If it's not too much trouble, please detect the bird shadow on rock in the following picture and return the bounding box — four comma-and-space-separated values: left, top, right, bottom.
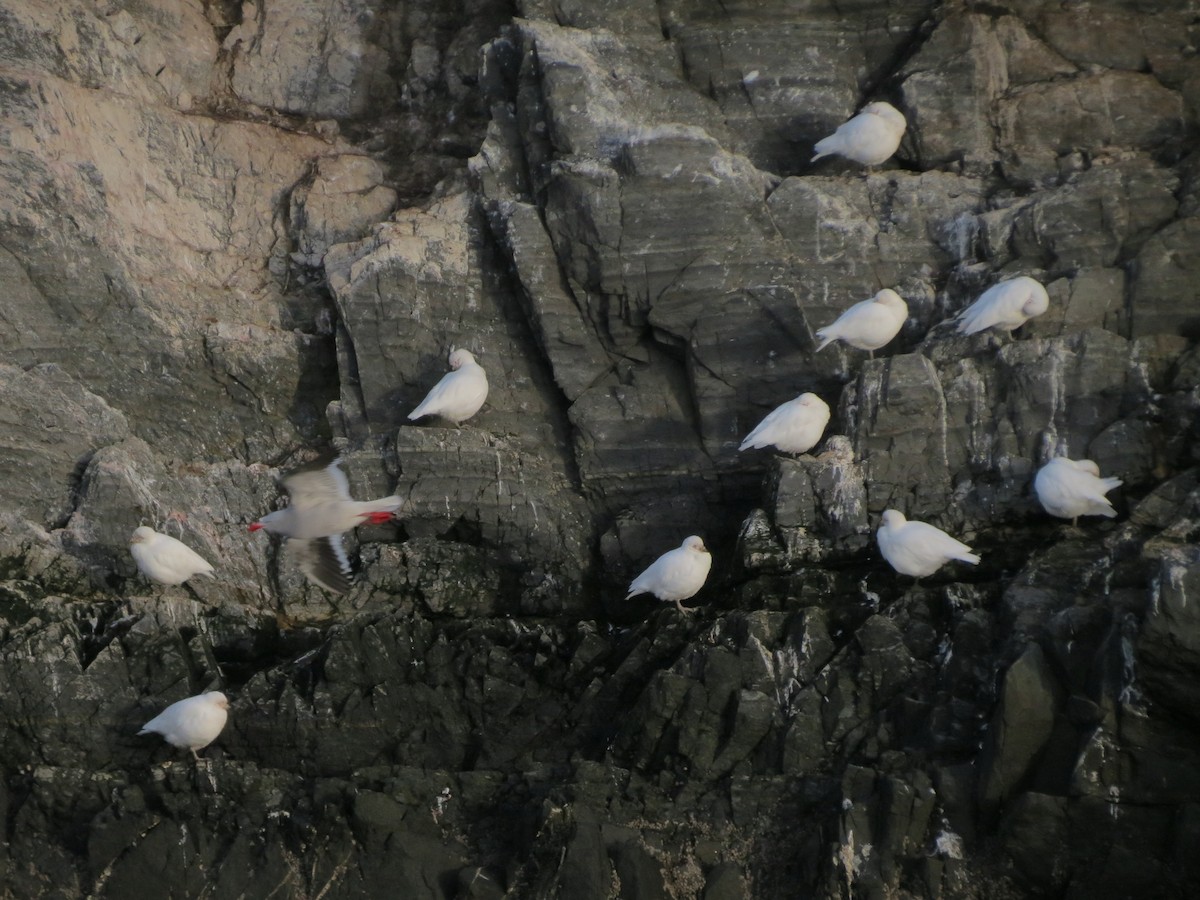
284, 297, 343, 446
363, 384, 420, 433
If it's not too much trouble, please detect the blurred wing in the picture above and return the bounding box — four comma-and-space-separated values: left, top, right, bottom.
283, 451, 351, 508
291, 536, 352, 594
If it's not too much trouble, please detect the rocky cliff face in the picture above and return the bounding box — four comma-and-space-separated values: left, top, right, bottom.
2, 0, 1199, 897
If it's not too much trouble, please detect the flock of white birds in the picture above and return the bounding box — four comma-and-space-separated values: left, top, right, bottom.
129, 349, 486, 758
128, 103, 1121, 760
617, 105, 1117, 610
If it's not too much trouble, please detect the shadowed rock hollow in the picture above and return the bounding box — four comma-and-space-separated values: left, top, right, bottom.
2, 0, 1200, 897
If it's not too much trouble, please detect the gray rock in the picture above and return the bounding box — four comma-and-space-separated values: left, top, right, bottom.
844, 353, 954, 518
395, 426, 590, 586
3, 0, 1200, 897
479, 199, 612, 401
1000, 792, 1069, 892
901, 12, 1076, 174
1138, 549, 1200, 716
1008, 158, 1178, 275
979, 643, 1060, 808
762, 436, 871, 563
998, 71, 1186, 187
0, 363, 129, 528
659, 0, 933, 174
0, 64, 346, 460
0, 0, 216, 109
224, 0, 397, 118
1130, 217, 1200, 338
326, 192, 592, 589
611, 839, 668, 900
703, 861, 747, 900
289, 155, 397, 267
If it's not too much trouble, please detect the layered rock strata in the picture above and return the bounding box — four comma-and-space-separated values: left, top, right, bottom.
2, 1, 1200, 897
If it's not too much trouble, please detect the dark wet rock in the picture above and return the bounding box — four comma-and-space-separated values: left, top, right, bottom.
611, 838, 668, 899
1131, 217, 1200, 339
1000, 791, 1069, 891
1138, 549, 1200, 717
979, 642, 1059, 809
703, 862, 747, 900
755, 437, 871, 565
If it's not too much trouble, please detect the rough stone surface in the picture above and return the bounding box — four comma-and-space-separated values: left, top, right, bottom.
3, 1, 1200, 898
979, 642, 1059, 808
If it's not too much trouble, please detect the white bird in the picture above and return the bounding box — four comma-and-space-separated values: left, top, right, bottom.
815, 289, 908, 358
138, 691, 229, 760
407, 348, 489, 425
811, 102, 907, 166
739, 392, 831, 455
249, 451, 402, 594
876, 509, 980, 579
956, 276, 1049, 335
129, 525, 215, 586
626, 535, 712, 614
1034, 457, 1122, 525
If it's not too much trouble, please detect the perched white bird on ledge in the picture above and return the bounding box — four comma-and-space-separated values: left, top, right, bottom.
876, 509, 980, 579
626, 535, 712, 614
129, 526, 215, 586
811, 102, 907, 167
1034, 457, 1122, 525
956, 276, 1049, 335
138, 691, 229, 761
739, 392, 831, 455
408, 348, 489, 425
249, 451, 402, 594
815, 289, 908, 358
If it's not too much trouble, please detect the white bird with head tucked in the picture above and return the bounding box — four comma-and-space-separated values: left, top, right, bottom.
249, 450, 402, 594
407, 348, 489, 425
129, 526, 215, 586
956, 276, 1049, 335
815, 289, 908, 358
626, 536, 711, 614
138, 691, 229, 761
739, 392, 831, 455
1034, 457, 1122, 526
811, 102, 907, 167
876, 510, 980, 580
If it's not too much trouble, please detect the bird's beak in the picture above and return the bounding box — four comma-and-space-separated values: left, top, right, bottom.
248, 522, 263, 532
362, 511, 394, 524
